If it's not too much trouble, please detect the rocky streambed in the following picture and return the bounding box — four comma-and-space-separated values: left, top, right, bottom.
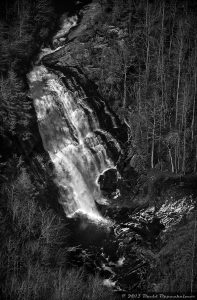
65, 181, 196, 297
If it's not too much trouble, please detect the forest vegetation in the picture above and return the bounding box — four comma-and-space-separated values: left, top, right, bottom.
0, 1, 114, 299
0, 0, 197, 298
73, 0, 197, 175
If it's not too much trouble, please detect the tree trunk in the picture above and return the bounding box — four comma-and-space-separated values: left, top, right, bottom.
190, 211, 197, 294
175, 41, 182, 127
191, 71, 196, 142
168, 146, 174, 173
168, 3, 176, 59
145, 0, 150, 80
151, 95, 156, 168
123, 64, 127, 109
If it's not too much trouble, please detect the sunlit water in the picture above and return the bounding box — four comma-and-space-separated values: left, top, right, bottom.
28, 65, 118, 223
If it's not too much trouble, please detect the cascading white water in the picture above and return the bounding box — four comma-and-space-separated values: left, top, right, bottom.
27, 14, 122, 222
28, 65, 117, 222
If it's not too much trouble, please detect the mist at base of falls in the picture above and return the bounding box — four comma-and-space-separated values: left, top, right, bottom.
28, 65, 120, 222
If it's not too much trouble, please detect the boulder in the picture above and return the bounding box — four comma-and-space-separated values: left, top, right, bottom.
98, 168, 118, 195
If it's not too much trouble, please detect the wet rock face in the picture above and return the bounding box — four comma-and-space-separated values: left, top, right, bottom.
98, 168, 118, 196
42, 3, 103, 67
29, 2, 130, 222
55, 65, 128, 147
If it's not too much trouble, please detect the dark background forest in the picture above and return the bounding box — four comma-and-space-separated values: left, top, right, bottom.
0, 0, 197, 299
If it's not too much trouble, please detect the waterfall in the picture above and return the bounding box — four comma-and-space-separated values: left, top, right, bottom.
28, 65, 121, 222
27, 14, 123, 222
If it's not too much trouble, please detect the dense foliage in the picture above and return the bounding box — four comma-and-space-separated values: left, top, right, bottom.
74, 0, 197, 175
0, 1, 115, 299
150, 214, 197, 293
0, 0, 56, 167
0, 159, 114, 300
